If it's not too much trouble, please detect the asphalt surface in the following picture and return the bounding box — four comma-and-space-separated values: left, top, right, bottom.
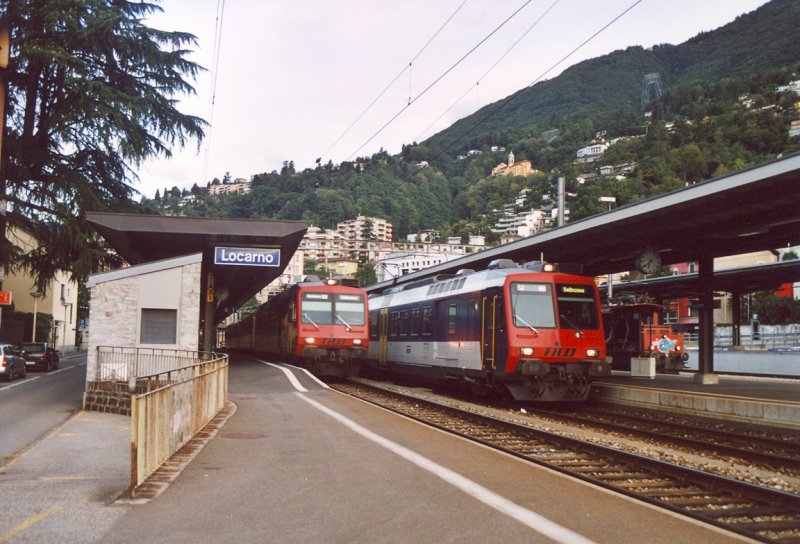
1, 355, 756, 544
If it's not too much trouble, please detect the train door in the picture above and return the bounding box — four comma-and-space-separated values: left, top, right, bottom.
378, 308, 389, 367
481, 289, 507, 371
284, 302, 297, 356
481, 291, 498, 370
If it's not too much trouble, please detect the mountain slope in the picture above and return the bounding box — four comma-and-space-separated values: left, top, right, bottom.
427, 0, 799, 152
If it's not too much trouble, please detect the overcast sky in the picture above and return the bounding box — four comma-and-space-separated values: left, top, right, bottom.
135, 0, 769, 199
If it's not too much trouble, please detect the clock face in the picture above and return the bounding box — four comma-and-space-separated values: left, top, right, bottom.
635, 248, 661, 274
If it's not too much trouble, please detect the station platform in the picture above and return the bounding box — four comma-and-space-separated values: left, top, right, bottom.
590, 371, 800, 431
2, 356, 751, 543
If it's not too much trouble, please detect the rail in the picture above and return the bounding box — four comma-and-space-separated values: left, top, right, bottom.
94, 346, 219, 387
129, 352, 228, 490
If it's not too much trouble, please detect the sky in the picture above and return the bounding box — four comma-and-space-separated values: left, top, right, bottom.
135, 0, 770, 200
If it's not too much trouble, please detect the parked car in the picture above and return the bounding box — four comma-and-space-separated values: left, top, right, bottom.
18, 342, 60, 371
1, 343, 27, 381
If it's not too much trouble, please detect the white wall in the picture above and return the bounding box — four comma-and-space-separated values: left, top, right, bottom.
85, 255, 202, 382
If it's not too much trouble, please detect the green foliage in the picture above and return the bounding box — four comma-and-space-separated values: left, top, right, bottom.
355, 262, 377, 287
1, 0, 205, 290
750, 292, 800, 325
145, 0, 800, 243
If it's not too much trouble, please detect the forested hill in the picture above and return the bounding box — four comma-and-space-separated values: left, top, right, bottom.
428, 0, 800, 150
147, 0, 800, 243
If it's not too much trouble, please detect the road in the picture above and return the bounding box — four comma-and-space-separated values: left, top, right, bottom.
0, 352, 87, 466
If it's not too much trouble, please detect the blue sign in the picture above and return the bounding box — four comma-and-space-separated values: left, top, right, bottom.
214, 246, 281, 267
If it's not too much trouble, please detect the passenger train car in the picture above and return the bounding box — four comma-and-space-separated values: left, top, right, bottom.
225, 278, 369, 377
365, 259, 611, 402
602, 301, 689, 373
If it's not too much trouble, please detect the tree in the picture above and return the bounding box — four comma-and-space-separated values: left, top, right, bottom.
0, 0, 206, 291
355, 262, 376, 287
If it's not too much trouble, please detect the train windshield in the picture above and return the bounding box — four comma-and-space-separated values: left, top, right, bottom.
510, 283, 556, 328
301, 292, 366, 326
555, 283, 600, 330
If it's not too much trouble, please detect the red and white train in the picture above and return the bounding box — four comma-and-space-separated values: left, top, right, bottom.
365, 259, 611, 402
225, 278, 369, 378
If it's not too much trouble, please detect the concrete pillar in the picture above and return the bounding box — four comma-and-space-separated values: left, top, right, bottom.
731, 291, 742, 350
695, 254, 718, 384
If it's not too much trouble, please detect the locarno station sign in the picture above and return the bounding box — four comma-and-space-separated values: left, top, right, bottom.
214, 246, 281, 267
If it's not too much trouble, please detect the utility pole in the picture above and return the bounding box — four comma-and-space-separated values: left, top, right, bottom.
0, 14, 9, 238
0, 15, 9, 318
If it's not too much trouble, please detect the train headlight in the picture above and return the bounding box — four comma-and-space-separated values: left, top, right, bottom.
586, 349, 599, 357
519, 347, 534, 356
305, 337, 316, 345
353, 339, 362, 345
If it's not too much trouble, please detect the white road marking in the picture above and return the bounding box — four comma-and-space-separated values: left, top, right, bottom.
262, 361, 308, 392
298, 392, 597, 544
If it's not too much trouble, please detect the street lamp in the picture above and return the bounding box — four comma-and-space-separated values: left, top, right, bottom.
598, 197, 617, 299
30, 291, 43, 342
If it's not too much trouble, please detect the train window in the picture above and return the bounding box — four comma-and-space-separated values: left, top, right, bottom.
334, 294, 366, 326
510, 282, 556, 328
556, 283, 600, 330
422, 307, 433, 335
410, 308, 420, 335
448, 304, 457, 334
301, 292, 334, 325
399, 310, 409, 336
390, 311, 399, 336
369, 312, 378, 339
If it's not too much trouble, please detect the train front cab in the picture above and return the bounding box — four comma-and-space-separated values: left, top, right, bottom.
292, 281, 369, 378
492, 276, 611, 402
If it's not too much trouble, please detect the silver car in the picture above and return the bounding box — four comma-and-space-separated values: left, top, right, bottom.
1, 343, 27, 382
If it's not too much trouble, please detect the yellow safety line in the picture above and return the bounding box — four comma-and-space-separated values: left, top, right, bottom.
0, 506, 60, 544
0, 411, 85, 474
40, 476, 99, 481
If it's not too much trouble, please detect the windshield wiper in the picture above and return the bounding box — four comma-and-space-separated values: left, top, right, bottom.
560, 314, 583, 336
303, 313, 320, 330
336, 314, 352, 331
514, 314, 539, 334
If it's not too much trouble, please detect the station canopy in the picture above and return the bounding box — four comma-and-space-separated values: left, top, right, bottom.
87, 212, 307, 322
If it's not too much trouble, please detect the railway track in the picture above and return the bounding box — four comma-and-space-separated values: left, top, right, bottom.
331, 381, 800, 544
525, 404, 800, 472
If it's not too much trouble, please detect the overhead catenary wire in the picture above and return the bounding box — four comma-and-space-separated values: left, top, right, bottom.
437, 0, 644, 158
318, 0, 469, 164
201, 0, 226, 183
347, 0, 535, 162
415, 0, 560, 143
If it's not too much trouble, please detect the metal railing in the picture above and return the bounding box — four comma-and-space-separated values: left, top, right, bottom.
129, 351, 229, 490
92, 346, 229, 492
95, 346, 219, 387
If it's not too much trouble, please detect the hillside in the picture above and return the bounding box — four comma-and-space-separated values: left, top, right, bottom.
427, 0, 800, 152
146, 0, 800, 243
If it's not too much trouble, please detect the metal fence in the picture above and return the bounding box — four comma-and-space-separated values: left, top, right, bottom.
92, 346, 229, 492
129, 351, 229, 490
95, 346, 220, 387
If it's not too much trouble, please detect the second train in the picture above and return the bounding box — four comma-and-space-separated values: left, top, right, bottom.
364, 259, 612, 402
225, 278, 369, 378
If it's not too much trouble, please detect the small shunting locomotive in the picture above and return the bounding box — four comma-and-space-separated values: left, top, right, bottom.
602, 301, 689, 373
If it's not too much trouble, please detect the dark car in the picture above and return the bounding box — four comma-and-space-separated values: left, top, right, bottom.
19, 342, 60, 371
1, 343, 27, 381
